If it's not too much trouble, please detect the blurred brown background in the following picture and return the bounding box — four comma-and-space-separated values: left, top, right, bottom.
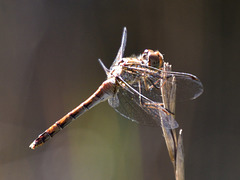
0, 0, 239, 180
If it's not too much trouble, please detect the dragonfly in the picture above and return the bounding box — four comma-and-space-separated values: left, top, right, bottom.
29, 27, 203, 149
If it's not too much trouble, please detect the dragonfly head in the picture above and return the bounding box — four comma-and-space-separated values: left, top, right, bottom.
142, 49, 164, 69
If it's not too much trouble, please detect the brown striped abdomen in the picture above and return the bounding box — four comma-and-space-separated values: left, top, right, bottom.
29, 78, 115, 149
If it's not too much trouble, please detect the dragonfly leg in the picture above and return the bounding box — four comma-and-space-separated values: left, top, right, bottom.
138, 80, 143, 106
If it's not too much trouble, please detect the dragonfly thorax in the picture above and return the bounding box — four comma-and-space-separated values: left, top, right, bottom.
108, 49, 164, 81
108, 59, 126, 78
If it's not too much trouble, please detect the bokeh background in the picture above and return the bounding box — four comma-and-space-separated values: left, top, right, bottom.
0, 1, 239, 180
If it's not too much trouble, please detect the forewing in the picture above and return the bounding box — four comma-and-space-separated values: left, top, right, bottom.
122, 65, 203, 102
170, 71, 203, 101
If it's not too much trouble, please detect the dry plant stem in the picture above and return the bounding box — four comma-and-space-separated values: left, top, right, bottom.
176, 129, 185, 180
160, 62, 185, 180
161, 63, 177, 169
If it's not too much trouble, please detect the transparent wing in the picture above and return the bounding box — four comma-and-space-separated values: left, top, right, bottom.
108, 76, 179, 128
120, 65, 204, 102
108, 64, 203, 128
108, 93, 162, 126
110, 27, 127, 70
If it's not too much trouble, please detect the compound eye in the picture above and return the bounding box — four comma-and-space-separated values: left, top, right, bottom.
149, 54, 159, 67
148, 51, 163, 68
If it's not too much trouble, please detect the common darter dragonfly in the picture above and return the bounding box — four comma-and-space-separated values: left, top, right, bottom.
30, 27, 203, 149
